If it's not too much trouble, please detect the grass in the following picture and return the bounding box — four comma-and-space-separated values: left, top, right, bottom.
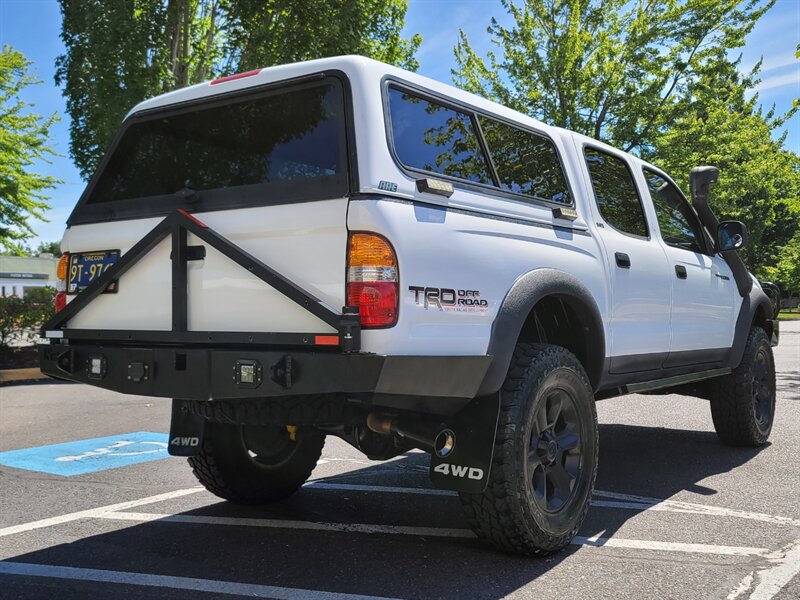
777, 310, 800, 321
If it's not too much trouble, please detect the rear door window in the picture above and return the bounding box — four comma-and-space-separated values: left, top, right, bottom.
583, 148, 648, 238
387, 87, 492, 184
478, 116, 570, 204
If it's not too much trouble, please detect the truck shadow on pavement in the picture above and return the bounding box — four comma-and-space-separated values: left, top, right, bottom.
4, 423, 769, 600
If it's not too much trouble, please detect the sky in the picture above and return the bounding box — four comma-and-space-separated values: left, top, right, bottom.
0, 0, 798, 246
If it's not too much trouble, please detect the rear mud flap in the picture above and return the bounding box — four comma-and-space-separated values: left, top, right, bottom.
429, 392, 500, 493
168, 399, 205, 456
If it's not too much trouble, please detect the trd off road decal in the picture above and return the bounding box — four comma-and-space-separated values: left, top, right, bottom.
409, 286, 489, 313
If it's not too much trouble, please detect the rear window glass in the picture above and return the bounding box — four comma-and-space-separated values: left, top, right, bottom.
478, 117, 570, 204
584, 148, 648, 238
387, 87, 492, 184
86, 82, 345, 205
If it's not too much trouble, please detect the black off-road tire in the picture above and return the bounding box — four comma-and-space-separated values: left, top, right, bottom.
710, 327, 776, 447
188, 421, 325, 504
459, 343, 598, 556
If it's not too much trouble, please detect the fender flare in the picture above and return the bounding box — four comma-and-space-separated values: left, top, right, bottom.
729, 283, 775, 368
477, 268, 606, 396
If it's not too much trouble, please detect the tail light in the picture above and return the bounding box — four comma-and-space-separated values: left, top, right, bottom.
347, 233, 398, 328
55, 254, 69, 312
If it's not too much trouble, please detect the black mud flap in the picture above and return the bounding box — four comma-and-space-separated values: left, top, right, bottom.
168, 399, 205, 456
429, 392, 501, 493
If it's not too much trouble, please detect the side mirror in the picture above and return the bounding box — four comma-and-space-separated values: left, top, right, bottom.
717, 220, 748, 252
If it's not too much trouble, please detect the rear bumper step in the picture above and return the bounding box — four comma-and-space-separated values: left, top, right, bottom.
39, 343, 491, 402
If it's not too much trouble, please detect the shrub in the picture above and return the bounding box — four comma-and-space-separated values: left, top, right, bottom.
0, 286, 55, 348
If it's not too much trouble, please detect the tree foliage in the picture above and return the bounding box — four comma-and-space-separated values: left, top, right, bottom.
0, 47, 59, 254
649, 59, 800, 290
453, 0, 772, 153
56, 0, 421, 179
453, 0, 800, 290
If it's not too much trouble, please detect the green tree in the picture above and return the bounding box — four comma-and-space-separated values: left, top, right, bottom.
0, 47, 60, 255
34, 241, 62, 256
649, 58, 800, 290
452, 0, 771, 153
56, 0, 421, 179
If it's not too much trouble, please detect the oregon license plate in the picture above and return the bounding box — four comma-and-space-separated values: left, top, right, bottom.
67, 250, 120, 294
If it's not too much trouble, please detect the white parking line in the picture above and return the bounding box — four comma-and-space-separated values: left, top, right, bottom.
728, 537, 800, 600
0, 561, 401, 600
304, 481, 457, 496
0, 487, 203, 538
98, 511, 476, 539
593, 490, 800, 527
307, 481, 800, 527
95, 511, 774, 557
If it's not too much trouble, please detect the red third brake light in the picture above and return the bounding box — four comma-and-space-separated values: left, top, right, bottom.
347, 233, 398, 328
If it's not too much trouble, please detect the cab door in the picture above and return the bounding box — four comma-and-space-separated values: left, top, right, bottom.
639, 168, 736, 365
578, 144, 672, 372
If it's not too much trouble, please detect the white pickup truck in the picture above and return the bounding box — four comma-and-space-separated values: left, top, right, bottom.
40, 56, 779, 556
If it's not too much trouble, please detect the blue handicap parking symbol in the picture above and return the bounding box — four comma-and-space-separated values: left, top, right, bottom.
0, 432, 171, 477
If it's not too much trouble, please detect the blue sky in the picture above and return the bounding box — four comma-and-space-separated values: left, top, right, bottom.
0, 0, 798, 245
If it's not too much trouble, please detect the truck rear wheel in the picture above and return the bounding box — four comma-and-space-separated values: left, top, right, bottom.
710, 327, 776, 447
188, 421, 324, 504
459, 343, 598, 556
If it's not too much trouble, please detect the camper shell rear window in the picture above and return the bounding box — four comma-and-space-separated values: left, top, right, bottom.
69, 74, 350, 225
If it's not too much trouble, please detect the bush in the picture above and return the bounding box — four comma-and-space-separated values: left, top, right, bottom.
0, 286, 55, 348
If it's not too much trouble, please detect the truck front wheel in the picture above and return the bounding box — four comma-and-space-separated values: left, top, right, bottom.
459, 343, 598, 555
188, 421, 325, 504
710, 327, 776, 447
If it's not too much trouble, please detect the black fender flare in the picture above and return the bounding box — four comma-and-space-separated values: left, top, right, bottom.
478, 268, 606, 396
730, 283, 776, 367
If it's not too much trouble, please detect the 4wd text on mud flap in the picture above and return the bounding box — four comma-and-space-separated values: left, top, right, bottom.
433, 463, 484, 479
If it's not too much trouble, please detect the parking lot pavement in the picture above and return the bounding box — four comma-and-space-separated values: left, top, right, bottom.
1, 322, 798, 600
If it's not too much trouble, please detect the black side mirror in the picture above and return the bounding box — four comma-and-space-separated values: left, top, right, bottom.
717, 220, 748, 251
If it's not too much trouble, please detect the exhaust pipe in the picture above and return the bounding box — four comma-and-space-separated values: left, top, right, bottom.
366, 413, 456, 457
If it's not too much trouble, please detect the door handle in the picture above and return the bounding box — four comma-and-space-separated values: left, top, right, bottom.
715, 273, 730, 280
615, 252, 631, 268
675, 265, 687, 279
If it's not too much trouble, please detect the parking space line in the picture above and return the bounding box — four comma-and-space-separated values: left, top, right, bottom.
593, 490, 800, 527
737, 537, 800, 600
96, 511, 774, 557
97, 511, 477, 538
306, 481, 800, 527
0, 561, 401, 600
0, 487, 203, 538
574, 536, 774, 558
304, 481, 457, 496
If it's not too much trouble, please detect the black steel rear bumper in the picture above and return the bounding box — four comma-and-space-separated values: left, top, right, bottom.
39, 343, 491, 405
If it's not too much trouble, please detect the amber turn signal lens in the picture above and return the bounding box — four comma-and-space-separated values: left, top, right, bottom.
56, 254, 69, 280
348, 233, 397, 267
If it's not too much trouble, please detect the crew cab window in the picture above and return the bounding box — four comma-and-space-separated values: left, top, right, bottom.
86, 81, 345, 205
478, 116, 571, 204
387, 87, 492, 184
583, 148, 648, 237
644, 169, 706, 253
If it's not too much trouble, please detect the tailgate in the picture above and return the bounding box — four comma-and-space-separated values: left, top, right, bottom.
61, 201, 347, 334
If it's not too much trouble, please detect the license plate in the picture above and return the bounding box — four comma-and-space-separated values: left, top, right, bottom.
68, 250, 120, 294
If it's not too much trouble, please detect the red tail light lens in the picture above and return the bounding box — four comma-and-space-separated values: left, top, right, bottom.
55, 291, 67, 313
347, 233, 398, 328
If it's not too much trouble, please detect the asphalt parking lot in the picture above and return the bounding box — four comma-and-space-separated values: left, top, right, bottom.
1, 322, 798, 600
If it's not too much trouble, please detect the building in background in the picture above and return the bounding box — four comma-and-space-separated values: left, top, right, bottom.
0, 255, 57, 298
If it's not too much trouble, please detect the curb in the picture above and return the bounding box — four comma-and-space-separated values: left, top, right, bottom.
0, 368, 49, 385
